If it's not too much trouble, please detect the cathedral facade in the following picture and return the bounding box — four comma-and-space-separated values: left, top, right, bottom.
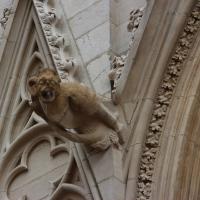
0, 0, 199, 199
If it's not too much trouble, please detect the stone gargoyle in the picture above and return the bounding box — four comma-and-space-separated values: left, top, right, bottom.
27, 68, 124, 150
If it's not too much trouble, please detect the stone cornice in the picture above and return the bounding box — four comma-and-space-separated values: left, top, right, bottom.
136, 1, 200, 199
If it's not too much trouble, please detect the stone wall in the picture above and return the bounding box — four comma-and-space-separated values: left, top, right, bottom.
0, 0, 13, 35
2, 0, 199, 200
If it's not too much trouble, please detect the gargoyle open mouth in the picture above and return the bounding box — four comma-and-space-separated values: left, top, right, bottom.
40, 88, 56, 102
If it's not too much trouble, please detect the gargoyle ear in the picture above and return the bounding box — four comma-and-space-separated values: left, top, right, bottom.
51, 70, 61, 83
56, 76, 61, 83
28, 76, 38, 95
28, 76, 37, 87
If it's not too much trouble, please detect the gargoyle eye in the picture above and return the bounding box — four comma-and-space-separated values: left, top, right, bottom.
39, 79, 45, 85
50, 80, 56, 85
28, 79, 37, 87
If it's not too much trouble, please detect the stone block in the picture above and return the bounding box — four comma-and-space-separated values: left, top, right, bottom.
110, 0, 118, 25
98, 177, 124, 200
93, 70, 110, 95
87, 147, 123, 183
86, 53, 111, 95
69, 0, 109, 39
87, 53, 110, 82
76, 21, 110, 64
87, 149, 114, 183
61, 0, 98, 19
125, 178, 137, 200
111, 21, 131, 54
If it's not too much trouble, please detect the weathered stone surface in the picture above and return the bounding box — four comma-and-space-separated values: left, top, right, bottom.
76, 21, 110, 64
1, 0, 200, 200
69, 0, 109, 39
61, 0, 98, 19
87, 53, 111, 95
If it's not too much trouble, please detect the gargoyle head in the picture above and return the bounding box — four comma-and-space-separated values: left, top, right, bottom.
28, 68, 61, 103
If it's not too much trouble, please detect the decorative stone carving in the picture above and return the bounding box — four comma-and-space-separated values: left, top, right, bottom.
136, 2, 200, 200
127, 7, 144, 43
0, 8, 12, 29
0, 131, 70, 200
108, 8, 144, 104
108, 55, 126, 104
33, 0, 78, 82
28, 69, 124, 150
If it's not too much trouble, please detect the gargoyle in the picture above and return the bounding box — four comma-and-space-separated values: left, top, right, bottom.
27, 68, 124, 150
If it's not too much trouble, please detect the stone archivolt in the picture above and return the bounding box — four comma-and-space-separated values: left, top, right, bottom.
136, 1, 200, 199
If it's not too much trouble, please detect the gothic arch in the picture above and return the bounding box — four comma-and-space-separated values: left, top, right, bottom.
8, 52, 45, 142
21, 51, 45, 100
153, 29, 200, 200
110, 0, 200, 199
0, 124, 71, 200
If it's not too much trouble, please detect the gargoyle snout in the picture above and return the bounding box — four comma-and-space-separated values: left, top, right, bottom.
41, 90, 54, 99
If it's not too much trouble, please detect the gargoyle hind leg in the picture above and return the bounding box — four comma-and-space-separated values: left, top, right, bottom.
49, 122, 101, 145
49, 122, 120, 150
95, 103, 124, 144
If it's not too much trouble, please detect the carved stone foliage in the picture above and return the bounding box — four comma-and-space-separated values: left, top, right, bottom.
0, 8, 12, 29
33, 0, 79, 82
108, 7, 145, 104
108, 55, 126, 104
127, 7, 144, 44
136, 1, 200, 200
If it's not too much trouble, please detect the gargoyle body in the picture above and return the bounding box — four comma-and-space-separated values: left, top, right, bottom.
28, 69, 124, 150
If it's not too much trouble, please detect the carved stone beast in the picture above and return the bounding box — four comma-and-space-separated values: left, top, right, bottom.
27, 68, 124, 150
